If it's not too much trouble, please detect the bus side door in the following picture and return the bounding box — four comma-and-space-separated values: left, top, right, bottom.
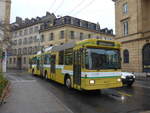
50, 55, 56, 80
73, 50, 81, 86
40, 55, 44, 76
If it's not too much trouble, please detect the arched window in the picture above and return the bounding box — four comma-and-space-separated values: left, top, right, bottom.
143, 44, 150, 72
123, 49, 129, 63
18, 48, 22, 55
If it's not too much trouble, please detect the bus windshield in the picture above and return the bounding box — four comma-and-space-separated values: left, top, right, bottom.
85, 48, 121, 70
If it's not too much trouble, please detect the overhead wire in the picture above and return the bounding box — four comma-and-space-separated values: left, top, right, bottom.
49, 0, 57, 11
68, 0, 86, 15
54, 0, 65, 14
73, 0, 96, 16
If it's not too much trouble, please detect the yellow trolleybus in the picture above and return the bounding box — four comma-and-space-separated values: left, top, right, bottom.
29, 39, 122, 90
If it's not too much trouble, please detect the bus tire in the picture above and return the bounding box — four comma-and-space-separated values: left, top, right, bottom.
65, 76, 71, 89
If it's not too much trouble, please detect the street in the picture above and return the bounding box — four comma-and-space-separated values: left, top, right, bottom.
1, 70, 150, 113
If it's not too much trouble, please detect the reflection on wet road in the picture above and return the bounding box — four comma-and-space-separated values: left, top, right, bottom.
36, 76, 150, 113
3, 70, 150, 113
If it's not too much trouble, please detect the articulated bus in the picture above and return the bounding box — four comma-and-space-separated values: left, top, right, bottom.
29, 39, 122, 90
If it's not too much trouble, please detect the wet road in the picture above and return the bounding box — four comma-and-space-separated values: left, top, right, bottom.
1, 70, 150, 113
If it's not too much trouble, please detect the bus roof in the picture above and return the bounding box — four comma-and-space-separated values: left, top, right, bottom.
76, 39, 120, 46
50, 39, 120, 52
30, 39, 120, 56
51, 42, 75, 52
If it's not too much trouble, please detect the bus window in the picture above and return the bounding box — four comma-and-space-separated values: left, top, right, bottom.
80, 48, 84, 68
65, 49, 73, 65
37, 57, 40, 70
59, 51, 64, 65
86, 48, 120, 70
44, 54, 51, 64
51, 55, 56, 73
85, 50, 89, 69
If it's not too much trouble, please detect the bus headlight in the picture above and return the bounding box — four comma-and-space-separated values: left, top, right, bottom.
117, 78, 121, 82
89, 80, 95, 84
121, 75, 126, 79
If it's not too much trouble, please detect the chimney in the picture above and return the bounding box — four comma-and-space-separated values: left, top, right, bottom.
46, 12, 50, 16
16, 17, 22, 24
25, 18, 30, 23
96, 22, 100, 31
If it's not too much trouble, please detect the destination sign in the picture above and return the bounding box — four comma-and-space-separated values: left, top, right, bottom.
97, 41, 115, 47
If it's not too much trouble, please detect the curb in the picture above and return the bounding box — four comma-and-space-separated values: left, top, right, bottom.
0, 81, 11, 105
135, 77, 150, 81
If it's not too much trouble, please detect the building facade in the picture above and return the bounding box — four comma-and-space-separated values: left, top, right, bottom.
8, 12, 114, 70
113, 0, 150, 72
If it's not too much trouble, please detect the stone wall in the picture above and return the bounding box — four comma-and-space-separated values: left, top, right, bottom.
114, 0, 150, 72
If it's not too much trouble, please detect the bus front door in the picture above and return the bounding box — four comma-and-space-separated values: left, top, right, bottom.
73, 50, 81, 87
50, 55, 56, 80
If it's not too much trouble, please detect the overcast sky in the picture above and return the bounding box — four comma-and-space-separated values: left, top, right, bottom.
11, 0, 115, 30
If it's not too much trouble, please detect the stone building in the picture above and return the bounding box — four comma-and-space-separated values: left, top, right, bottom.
113, 0, 150, 72
9, 12, 56, 69
40, 16, 114, 47
8, 12, 114, 70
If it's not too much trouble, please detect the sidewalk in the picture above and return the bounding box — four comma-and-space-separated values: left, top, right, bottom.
0, 72, 73, 113
134, 72, 150, 81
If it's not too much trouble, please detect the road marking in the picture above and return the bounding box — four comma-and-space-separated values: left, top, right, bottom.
117, 91, 132, 97
102, 89, 131, 102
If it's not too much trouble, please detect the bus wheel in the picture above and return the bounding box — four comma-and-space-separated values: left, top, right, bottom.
65, 77, 71, 89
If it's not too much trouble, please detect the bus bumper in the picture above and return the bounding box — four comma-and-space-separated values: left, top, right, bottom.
81, 82, 122, 90
80, 78, 123, 90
